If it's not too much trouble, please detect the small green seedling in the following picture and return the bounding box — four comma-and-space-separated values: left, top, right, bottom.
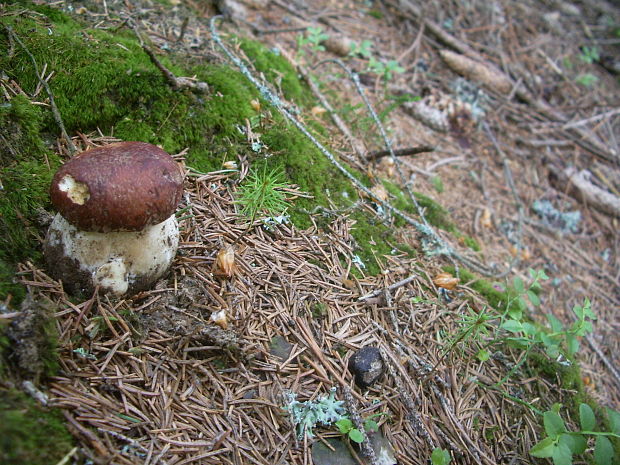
575, 73, 598, 87
579, 46, 600, 64
297, 27, 329, 56
335, 413, 383, 443
431, 175, 444, 193
235, 165, 291, 226
349, 39, 373, 58
444, 269, 596, 391
367, 57, 405, 82
530, 403, 620, 465
431, 447, 452, 465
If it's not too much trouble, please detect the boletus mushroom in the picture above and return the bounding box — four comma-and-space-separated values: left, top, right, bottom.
44, 142, 184, 296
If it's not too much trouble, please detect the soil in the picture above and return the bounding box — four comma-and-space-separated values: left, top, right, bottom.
1, 0, 619, 464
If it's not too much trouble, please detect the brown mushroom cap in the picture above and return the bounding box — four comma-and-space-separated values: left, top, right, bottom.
50, 142, 184, 232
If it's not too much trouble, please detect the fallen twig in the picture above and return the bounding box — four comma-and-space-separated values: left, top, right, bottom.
142, 45, 209, 93
358, 274, 417, 301
585, 334, 620, 390
342, 387, 379, 465
394, 0, 618, 162
549, 165, 620, 218
366, 145, 435, 161
279, 47, 367, 160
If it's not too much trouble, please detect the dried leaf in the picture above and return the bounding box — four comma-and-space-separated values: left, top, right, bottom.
323, 35, 354, 56
433, 272, 458, 290
210, 310, 228, 330
509, 246, 530, 260
214, 245, 236, 277
311, 106, 327, 117
370, 184, 389, 202
480, 208, 493, 228
250, 99, 261, 112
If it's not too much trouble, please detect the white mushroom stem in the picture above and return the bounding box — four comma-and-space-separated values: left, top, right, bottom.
45, 213, 179, 296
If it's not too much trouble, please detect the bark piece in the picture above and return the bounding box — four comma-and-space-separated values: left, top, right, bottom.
439, 49, 513, 95
550, 165, 620, 218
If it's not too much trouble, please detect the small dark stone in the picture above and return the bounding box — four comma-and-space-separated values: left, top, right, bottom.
348, 346, 385, 388
312, 438, 356, 465
269, 335, 294, 361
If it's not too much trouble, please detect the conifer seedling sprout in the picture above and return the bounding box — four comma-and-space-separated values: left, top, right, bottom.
235, 165, 290, 227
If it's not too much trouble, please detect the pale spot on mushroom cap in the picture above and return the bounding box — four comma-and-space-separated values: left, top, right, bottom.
57, 174, 90, 205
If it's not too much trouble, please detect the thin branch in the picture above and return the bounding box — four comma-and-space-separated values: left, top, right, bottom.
366, 145, 435, 161
358, 274, 418, 301
142, 45, 209, 93
585, 334, 620, 389
341, 387, 379, 465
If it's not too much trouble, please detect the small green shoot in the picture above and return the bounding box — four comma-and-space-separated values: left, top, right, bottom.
431, 175, 444, 193
367, 57, 405, 82
575, 73, 598, 87
297, 27, 329, 56
335, 418, 365, 443
235, 166, 290, 226
579, 46, 600, 64
431, 447, 452, 465
444, 269, 595, 390
335, 413, 384, 443
349, 39, 373, 58
530, 403, 620, 465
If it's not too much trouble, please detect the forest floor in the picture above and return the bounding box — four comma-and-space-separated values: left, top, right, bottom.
1, 0, 619, 464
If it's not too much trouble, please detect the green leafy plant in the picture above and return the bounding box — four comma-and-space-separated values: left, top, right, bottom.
296, 26, 329, 56
431, 175, 444, 193
575, 73, 599, 87
445, 269, 595, 386
367, 57, 405, 82
335, 413, 385, 443
349, 39, 373, 58
444, 305, 495, 362
530, 403, 620, 465
431, 447, 452, 465
235, 165, 290, 225
579, 46, 600, 64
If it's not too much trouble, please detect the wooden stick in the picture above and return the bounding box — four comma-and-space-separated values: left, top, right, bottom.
366, 145, 435, 161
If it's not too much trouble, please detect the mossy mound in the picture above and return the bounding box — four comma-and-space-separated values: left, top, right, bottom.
0, 94, 60, 302
0, 3, 409, 281
0, 2, 469, 285
0, 387, 74, 465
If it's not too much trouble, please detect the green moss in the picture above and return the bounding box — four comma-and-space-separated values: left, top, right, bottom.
0, 388, 73, 465
462, 235, 481, 252
447, 267, 517, 312
382, 180, 455, 231
0, 3, 412, 283
0, 94, 60, 301
239, 39, 313, 107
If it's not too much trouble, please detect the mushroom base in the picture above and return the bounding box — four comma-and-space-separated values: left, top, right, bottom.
44, 214, 180, 296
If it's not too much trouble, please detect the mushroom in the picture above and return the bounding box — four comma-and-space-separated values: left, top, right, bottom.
44, 142, 184, 296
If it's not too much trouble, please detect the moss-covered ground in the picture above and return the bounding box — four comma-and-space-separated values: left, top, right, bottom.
0, 1, 475, 290
0, 387, 74, 465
